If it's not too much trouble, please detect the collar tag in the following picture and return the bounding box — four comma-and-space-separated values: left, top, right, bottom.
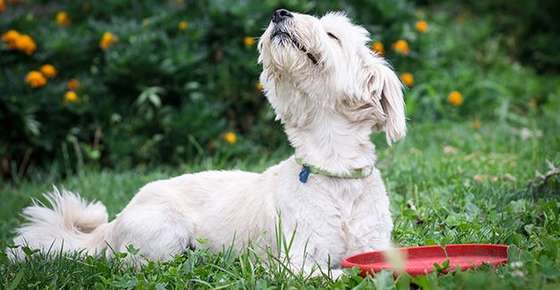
299, 165, 310, 183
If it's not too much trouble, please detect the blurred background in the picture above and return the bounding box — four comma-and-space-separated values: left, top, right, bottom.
1, 0, 559, 181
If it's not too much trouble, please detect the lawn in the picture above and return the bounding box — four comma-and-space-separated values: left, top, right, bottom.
1, 119, 559, 289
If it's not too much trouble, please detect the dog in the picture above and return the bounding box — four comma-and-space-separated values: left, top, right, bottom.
8, 10, 406, 276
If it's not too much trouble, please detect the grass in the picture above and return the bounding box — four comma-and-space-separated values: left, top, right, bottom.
0, 119, 559, 289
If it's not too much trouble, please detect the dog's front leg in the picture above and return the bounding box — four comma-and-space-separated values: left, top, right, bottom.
274, 235, 345, 280
345, 184, 393, 256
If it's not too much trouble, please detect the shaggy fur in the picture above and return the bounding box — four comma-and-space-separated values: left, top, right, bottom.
8, 10, 406, 275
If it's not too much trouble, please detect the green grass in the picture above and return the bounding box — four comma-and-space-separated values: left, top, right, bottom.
1, 119, 559, 289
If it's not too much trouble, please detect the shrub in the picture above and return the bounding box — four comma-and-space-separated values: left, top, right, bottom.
0, 0, 556, 179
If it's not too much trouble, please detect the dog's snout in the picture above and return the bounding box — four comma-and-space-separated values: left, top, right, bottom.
272, 9, 293, 24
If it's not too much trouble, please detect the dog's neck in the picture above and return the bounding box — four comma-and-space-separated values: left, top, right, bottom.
285, 111, 376, 176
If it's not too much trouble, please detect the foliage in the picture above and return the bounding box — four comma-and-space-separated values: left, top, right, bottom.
1, 0, 558, 179
460, 0, 560, 73
1, 120, 559, 288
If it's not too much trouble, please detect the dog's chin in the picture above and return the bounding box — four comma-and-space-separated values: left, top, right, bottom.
265, 47, 301, 72
271, 30, 290, 41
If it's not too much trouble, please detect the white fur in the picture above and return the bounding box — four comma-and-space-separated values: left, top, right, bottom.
8, 11, 405, 275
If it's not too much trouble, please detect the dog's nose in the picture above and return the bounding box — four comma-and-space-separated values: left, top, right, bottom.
272, 9, 293, 24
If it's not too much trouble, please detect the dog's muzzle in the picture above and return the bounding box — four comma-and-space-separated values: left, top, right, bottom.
270, 9, 292, 41
268, 9, 319, 65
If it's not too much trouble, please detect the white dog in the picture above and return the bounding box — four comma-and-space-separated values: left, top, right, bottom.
9, 10, 405, 276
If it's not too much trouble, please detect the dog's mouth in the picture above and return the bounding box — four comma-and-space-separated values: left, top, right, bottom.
271, 29, 318, 65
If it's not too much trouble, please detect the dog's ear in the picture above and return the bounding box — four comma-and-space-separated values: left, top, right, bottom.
358, 51, 406, 144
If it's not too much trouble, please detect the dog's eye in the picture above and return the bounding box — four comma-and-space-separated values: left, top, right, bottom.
327, 32, 339, 41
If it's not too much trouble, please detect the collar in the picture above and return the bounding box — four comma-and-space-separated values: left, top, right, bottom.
295, 157, 373, 183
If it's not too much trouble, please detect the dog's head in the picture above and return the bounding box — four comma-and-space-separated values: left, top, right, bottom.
258, 10, 406, 143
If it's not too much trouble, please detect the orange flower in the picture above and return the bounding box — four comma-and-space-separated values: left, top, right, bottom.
243, 36, 255, 47
15, 34, 37, 55
99, 32, 117, 50
255, 81, 264, 92
67, 79, 80, 90
448, 91, 464, 106
64, 91, 79, 103
25, 71, 47, 88
40, 64, 57, 78
0, 0, 6, 12
56, 11, 71, 27
400, 72, 414, 87
415, 20, 429, 33
371, 41, 384, 55
178, 20, 189, 30
393, 39, 410, 55
223, 131, 237, 144
1, 30, 20, 48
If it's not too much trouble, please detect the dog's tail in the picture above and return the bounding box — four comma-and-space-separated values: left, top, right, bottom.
8, 187, 112, 260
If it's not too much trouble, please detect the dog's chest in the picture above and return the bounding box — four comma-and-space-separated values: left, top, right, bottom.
300, 177, 365, 209
280, 177, 368, 236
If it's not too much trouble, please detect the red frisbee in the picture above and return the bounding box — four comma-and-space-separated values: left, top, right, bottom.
341, 244, 508, 276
